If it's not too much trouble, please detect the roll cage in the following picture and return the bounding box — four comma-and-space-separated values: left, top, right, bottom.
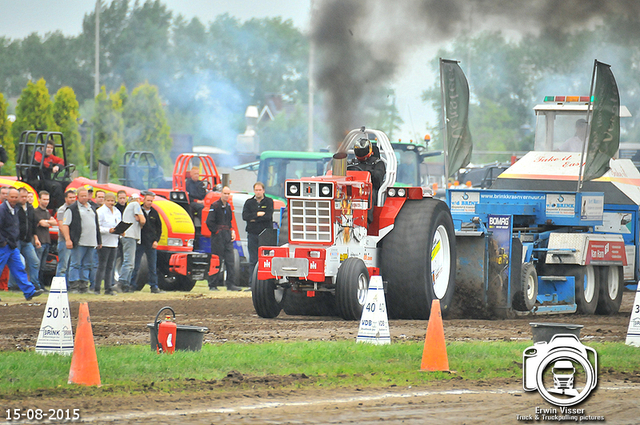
337, 127, 397, 205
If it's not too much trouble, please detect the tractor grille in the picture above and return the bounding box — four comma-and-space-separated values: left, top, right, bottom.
290, 199, 332, 242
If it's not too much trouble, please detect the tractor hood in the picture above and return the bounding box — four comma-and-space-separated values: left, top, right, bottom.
493, 151, 640, 206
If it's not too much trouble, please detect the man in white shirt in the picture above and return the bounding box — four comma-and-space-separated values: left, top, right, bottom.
116, 193, 145, 293
96, 193, 122, 295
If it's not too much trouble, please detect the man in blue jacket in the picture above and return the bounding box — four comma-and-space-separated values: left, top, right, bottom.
0, 187, 44, 300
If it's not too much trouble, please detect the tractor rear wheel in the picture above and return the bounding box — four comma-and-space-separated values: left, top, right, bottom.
596, 266, 624, 315
335, 257, 369, 320
381, 199, 456, 319
512, 262, 538, 311
251, 264, 284, 318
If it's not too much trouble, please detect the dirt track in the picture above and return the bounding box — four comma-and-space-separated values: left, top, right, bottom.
1, 290, 637, 424
1, 291, 636, 351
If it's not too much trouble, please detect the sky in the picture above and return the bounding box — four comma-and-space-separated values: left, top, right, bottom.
0, 0, 437, 143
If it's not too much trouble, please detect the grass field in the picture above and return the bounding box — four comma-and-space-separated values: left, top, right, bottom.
1, 340, 638, 398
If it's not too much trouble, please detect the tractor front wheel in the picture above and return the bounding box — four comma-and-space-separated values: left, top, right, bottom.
335, 257, 369, 320
251, 264, 284, 318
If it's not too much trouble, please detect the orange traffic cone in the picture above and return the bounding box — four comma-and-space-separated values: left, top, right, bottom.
68, 303, 101, 386
420, 299, 449, 372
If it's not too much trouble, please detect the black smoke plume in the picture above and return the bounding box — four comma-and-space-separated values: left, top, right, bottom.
311, 0, 640, 148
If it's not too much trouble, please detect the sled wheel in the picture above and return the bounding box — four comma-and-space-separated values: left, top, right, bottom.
596, 266, 624, 315
512, 262, 538, 311
574, 265, 600, 314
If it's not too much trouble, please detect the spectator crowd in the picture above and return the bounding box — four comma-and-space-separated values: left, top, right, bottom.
1, 185, 166, 297
1, 164, 276, 300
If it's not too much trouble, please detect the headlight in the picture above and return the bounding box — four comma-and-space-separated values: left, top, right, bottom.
388, 188, 396, 197
167, 238, 182, 247
287, 182, 301, 197
321, 185, 331, 196
187, 239, 194, 247
397, 188, 406, 197
179, 193, 185, 200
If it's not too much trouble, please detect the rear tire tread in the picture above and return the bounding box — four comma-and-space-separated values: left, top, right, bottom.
380, 199, 456, 319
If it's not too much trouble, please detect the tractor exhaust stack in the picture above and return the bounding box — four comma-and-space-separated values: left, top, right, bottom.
332, 152, 347, 176
97, 160, 110, 184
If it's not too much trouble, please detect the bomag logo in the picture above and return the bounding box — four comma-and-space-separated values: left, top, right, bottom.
489, 216, 510, 226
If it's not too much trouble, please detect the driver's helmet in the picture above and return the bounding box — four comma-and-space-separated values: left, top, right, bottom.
354, 137, 373, 161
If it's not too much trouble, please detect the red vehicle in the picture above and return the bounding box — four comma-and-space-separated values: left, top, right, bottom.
151, 153, 285, 285
251, 128, 457, 320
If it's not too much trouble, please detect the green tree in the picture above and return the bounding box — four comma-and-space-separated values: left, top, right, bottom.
92, 85, 125, 176
422, 27, 640, 161
79, 0, 172, 96
11, 79, 58, 152
122, 83, 172, 168
0, 92, 15, 174
422, 33, 543, 159
0, 37, 27, 98
207, 15, 309, 106
20, 32, 92, 100
53, 86, 85, 172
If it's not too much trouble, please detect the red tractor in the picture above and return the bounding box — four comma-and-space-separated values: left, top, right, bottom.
251, 128, 457, 320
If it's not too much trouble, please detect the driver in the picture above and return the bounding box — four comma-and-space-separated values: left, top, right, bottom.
34, 137, 65, 175
348, 136, 386, 195
33, 137, 65, 207
185, 166, 207, 219
347, 136, 386, 222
